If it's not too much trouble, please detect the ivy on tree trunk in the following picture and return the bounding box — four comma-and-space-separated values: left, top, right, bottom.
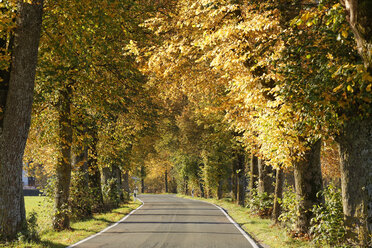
53, 83, 73, 231
293, 139, 323, 235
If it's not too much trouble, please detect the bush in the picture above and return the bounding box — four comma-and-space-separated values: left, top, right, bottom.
278, 185, 298, 232
69, 171, 93, 220
41, 177, 56, 199
17, 211, 39, 243
102, 178, 121, 209
248, 187, 274, 217
310, 184, 348, 247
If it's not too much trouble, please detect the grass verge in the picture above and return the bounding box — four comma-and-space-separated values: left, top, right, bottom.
177, 194, 313, 248
1, 196, 142, 248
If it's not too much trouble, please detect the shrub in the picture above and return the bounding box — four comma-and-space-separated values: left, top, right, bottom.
248, 187, 274, 217
69, 171, 93, 220
17, 211, 39, 243
102, 178, 121, 209
278, 185, 298, 232
310, 184, 348, 247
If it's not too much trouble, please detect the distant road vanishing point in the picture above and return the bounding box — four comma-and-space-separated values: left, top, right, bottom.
68, 194, 259, 248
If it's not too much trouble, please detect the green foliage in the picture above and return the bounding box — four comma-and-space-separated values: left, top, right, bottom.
41, 177, 56, 200
102, 178, 121, 209
279, 186, 299, 232
310, 184, 347, 247
17, 211, 39, 243
69, 171, 93, 220
16, 0, 371, 244
248, 187, 274, 217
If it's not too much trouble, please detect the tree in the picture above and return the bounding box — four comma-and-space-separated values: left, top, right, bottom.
338, 1, 372, 245
53, 82, 73, 230
0, 0, 43, 240
28, 0, 157, 230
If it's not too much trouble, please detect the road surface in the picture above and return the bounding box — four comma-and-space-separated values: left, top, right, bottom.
70, 194, 258, 248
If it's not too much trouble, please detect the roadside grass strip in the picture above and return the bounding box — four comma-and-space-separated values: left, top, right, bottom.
1, 197, 142, 248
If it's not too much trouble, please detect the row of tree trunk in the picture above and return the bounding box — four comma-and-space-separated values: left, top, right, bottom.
247, 140, 323, 234
53, 107, 133, 230
246, 132, 371, 247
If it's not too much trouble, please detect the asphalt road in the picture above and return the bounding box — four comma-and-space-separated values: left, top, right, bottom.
70, 194, 257, 248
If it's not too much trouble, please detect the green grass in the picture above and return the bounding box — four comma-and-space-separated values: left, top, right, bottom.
1, 197, 142, 248
177, 194, 314, 248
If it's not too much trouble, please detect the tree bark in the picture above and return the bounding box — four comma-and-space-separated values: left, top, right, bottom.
140, 165, 145, 193
101, 167, 112, 185
87, 128, 104, 212
237, 152, 246, 206
164, 169, 168, 193
217, 178, 223, 200
0, 0, 43, 240
249, 154, 259, 196
232, 157, 238, 201
272, 167, 284, 223
70, 147, 92, 219
183, 177, 188, 195
258, 159, 275, 195
141, 178, 145, 194
122, 171, 130, 203
199, 181, 205, 198
101, 164, 122, 208
112, 164, 123, 202
341, 1, 372, 246
53, 83, 73, 231
342, 0, 372, 71
293, 139, 323, 235
337, 118, 372, 246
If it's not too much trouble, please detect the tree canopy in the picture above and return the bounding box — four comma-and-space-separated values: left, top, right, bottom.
0, 0, 370, 246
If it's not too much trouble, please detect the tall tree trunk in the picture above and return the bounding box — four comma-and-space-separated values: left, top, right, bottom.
341, 1, 372, 246
199, 181, 205, 198
87, 128, 104, 212
53, 83, 73, 231
342, 0, 372, 71
101, 164, 122, 208
101, 167, 112, 185
227, 176, 232, 196
164, 169, 168, 193
237, 152, 246, 206
217, 178, 223, 200
140, 165, 145, 193
293, 139, 323, 235
249, 154, 259, 196
184, 177, 188, 195
140, 178, 144, 193
122, 171, 130, 203
258, 159, 275, 195
272, 167, 284, 223
337, 118, 372, 245
70, 148, 92, 219
0, 0, 43, 240
232, 157, 238, 201
112, 164, 123, 202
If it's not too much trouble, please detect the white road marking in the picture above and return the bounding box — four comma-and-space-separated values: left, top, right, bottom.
180, 195, 260, 248
212, 203, 260, 248
67, 198, 144, 248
